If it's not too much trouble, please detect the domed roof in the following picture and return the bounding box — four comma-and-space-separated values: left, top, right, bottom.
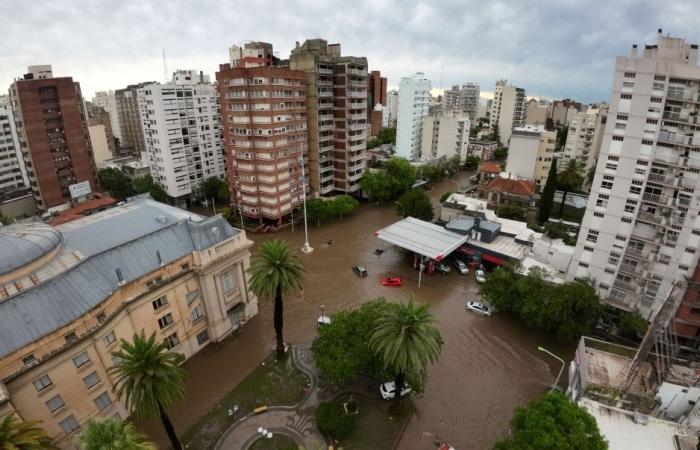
0, 222, 62, 276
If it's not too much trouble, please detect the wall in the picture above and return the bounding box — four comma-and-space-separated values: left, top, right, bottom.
87, 124, 112, 167
657, 382, 700, 420
505, 133, 539, 179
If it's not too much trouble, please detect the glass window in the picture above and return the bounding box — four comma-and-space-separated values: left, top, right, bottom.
157, 313, 174, 329
73, 351, 90, 368
186, 290, 199, 305
94, 392, 112, 411
59, 415, 79, 434
152, 296, 168, 311
221, 270, 236, 294
191, 305, 205, 322
103, 331, 116, 346
33, 374, 52, 392
45, 394, 65, 413
83, 371, 101, 389
164, 333, 179, 350
197, 330, 209, 345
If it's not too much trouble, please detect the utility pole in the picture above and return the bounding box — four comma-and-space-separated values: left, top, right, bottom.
300, 152, 313, 254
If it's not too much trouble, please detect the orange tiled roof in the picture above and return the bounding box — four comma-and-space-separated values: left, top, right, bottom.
479, 162, 502, 174
484, 177, 535, 197
48, 194, 117, 225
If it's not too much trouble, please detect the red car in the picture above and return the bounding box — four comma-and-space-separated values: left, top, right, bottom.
380, 276, 403, 287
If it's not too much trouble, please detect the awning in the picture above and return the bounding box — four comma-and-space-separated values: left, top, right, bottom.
482, 253, 505, 266
374, 217, 470, 261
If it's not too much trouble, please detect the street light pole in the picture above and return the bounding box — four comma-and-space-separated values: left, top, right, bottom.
538, 346, 565, 389
300, 151, 313, 254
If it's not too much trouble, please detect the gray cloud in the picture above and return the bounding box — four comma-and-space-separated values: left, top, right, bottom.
1, 0, 698, 102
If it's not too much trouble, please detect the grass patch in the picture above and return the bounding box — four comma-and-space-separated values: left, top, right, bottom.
248, 433, 301, 450
182, 352, 310, 449
333, 397, 414, 450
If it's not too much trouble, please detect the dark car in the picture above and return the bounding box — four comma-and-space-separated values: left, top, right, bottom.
352, 265, 368, 277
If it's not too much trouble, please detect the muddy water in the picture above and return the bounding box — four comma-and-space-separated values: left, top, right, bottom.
142, 173, 575, 449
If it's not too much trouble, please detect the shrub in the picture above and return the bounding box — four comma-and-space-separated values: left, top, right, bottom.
315, 401, 355, 438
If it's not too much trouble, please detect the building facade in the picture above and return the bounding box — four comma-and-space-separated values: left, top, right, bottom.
115, 82, 154, 156
420, 111, 470, 163
442, 83, 480, 121
219, 42, 309, 223
525, 98, 550, 126
91, 91, 121, 142
0, 95, 26, 195
386, 89, 398, 127
505, 125, 556, 190
560, 104, 608, 174
396, 73, 431, 161
567, 31, 700, 319
489, 79, 526, 146
137, 70, 227, 205
9, 66, 98, 212
468, 138, 499, 161
549, 98, 584, 125
290, 39, 368, 195
368, 70, 387, 108
86, 103, 116, 163
0, 197, 258, 448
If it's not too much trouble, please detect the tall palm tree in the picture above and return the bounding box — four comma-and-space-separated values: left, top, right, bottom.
78, 419, 155, 450
0, 413, 55, 450
109, 332, 186, 450
248, 238, 305, 358
557, 159, 584, 218
370, 297, 442, 410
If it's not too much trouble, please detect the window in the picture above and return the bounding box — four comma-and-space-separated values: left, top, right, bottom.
634, 168, 646, 175
624, 202, 636, 213
605, 162, 618, 170
22, 355, 36, 366
646, 118, 658, 124
594, 212, 604, 218
655, 75, 666, 81
680, 264, 690, 271
650, 97, 662, 103
72, 351, 90, 368
96, 312, 107, 323
59, 416, 79, 434
693, 230, 700, 236
608, 253, 621, 265
163, 332, 179, 350
601, 180, 613, 189
615, 234, 627, 242
65, 332, 78, 344
146, 276, 163, 288
608, 155, 620, 161
578, 262, 589, 268
586, 230, 599, 243
686, 248, 696, 254
612, 135, 624, 141
221, 270, 236, 294
82, 371, 101, 389
624, 72, 636, 78
152, 296, 168, 311
629, 185, 642, 194
45, 394, 65, 413
186, 290, 199, 305
157, 313, 174, 329
103, 331, 116, 346
111, 355, 122, 366
604, 267, 615, 274
191, 304, 205, 322
616, 115, 628, 121
637, 159, 649, 166
596, 194, 609, 207
642, 139, 654, 146
621, 217, 633, 223
583, 246, 594, 252
197, 330, 209, 345
94, 392, 112, 411
33, 374, 53, 392
620, 93, 632, 99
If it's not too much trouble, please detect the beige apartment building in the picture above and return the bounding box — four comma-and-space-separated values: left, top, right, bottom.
560, 103, 608, 174
489, 79, 526, 147
504, 125, 556, 190
0, 196, 257, 448
420, 111, 470, 163
290, 39, 368, 195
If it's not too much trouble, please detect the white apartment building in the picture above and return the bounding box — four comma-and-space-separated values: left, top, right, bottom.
396, 73, 431, 160
420, 111, 470, 163
138, 70, 226, 204
0, 95, 26, 194
386, 89, 398, 127
92, 91, 122, 141
568, 31, 700, 318
505, 125, 556, 190
442, 83, 480, 121
560, 104, 608, 174
489, 79, 526, 146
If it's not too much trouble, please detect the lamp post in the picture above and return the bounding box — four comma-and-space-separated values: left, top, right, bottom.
538, 346, 565, 389
300, 152, 313, 254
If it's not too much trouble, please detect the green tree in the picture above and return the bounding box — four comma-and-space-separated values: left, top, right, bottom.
0, 414, 55, 450
446, 155, 462, 175
497, 203, 525, 221
494, 146, 508, 161
360, 171, 393, 203
440, 191, 454, 203
418, 164, 443, 183
328, 195, 359, 220
538, 157, 558, 224
619, 311, 648, 340
133, 175, 168, 203
396, 188, 434, 221
219, 206, 241, 228
557, 159, 584, 217
370, 298, 442, 410
97, 168, 135, 201
78, 419, 155, 450
315, 401, 355, 439
494, 392, 608, 450
383, 157, 417, 198
305, 198, 331, 227
109, 332, 187, 450
199, 176, 229, 204
464, 155, 481, 170
248, 239, 305, 358
555, 125, 569, 151
491, 123, 501, 144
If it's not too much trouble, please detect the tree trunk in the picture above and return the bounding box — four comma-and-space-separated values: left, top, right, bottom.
274, 285, 285, 358
158, 400, 182, 450
559, 190, 568, 218
392, 371, 406, 412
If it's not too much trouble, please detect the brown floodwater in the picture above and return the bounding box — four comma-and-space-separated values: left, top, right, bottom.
141, 172, 575, 449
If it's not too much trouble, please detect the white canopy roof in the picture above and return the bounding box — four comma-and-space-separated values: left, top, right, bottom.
374, 217, 469, 261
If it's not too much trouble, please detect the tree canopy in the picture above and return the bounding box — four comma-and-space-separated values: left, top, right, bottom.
199, 176, 230, 205
0, 413, 55, 450
497, 203, 525, 221
367, 127, 396, 149
305, 195, 360, 226
557, 159, 584, 217
98, 168, 135, 201
78, 419, 155, 450
538, 158, 558, 224
361, 157, 417, 202
133, 175, 168, 203
618, 310, 648, 340
396, 188, 434, 221
464, 155, 481, 170
495, 392, 608, 450
494, 146, 508, 161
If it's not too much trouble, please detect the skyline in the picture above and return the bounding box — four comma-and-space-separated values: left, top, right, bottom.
2, 1, 699, 103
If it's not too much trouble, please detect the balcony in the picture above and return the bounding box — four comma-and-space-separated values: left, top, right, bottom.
636, 211, 663, 225
317, 68, 333, 75
346, 68, 367, 77
318, 90, 333, 98
642, 192, 671, 205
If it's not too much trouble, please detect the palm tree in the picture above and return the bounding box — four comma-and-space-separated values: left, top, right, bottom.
557, 159, 584, 218
0, 413, 55, 449
370, 297, 442, 410
248, 239, 305, 358
109, 332, 186, 450
78, 419, 155, 450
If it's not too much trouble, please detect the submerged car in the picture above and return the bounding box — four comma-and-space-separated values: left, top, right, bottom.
435, 262, 451, 274
379, 381, 412, 400
352, 265, 368, 277
380, 276, 403, 287
454, 260, 469, 275
475, 269, 486, 283
465, 301, 493, 317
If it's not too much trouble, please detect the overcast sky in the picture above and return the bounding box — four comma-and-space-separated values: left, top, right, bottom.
2, 0, 698, 103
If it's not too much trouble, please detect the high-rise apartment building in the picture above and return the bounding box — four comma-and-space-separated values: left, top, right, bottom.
420, 111, 470, 163
115, 82, 155, 156
560, 104, 608, 174
0, 95, 26, 195
489, 79, 526, 146
549, 98, 584, 125
368, 70, 387, 107
86, 102, 116, 161
442, 83, 480, 121
137, 70, 226, 205
568, 31, 700, 319
92, 91, 121, 142
10, 65, 98, 212
290, 39, 368, 195
396, 72, 431, 160
505, 125, 556, 190
218, 42, 309, 223
525, 98, 550, 126
386, 89, 399, 127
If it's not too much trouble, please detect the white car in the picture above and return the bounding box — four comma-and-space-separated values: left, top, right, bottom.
475, 270, 486, 283
454, 260, 469, 275
465, 301, 493, 317
379, 381, 412, 400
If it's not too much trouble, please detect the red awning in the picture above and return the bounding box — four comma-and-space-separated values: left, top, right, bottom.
481, 253, 505, 266
458, 246, 478, 256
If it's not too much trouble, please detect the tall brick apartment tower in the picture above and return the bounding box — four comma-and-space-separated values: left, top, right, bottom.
10, 65, 98, 212
217, 42, 308, 225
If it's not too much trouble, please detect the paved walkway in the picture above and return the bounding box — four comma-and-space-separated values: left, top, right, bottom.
215, 343, 326, 449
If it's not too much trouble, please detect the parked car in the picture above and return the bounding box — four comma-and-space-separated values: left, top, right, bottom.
352, 265, 368, 277
435, 262, 451, 274
454, 260, 469, 275
465, 301, 493, 317
317, 315, 331, 328
380, 276, 403, 287
475, 270, 486, 283
379, 381, 412, 400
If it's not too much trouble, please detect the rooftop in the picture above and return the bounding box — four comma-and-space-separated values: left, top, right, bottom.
479, 162, 502, 174
48, 194, 117, 226
374, 217, 469, 261
0, 222, 62, 276
484, 177, 535, 197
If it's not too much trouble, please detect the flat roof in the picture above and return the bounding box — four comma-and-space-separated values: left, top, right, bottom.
463, 234, 529, 260
374, 217, 469, 260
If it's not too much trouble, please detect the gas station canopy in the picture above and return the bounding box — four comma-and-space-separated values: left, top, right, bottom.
374, 217, 470, 261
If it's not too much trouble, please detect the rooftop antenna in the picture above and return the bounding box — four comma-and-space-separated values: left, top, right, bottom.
162, 48, 168, 83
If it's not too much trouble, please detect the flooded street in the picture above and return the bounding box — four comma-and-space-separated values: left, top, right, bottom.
143, 173, 575, 449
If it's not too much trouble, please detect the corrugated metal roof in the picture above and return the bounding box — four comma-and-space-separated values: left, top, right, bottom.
0, 198, 238, 359
374, 217, 469, 261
